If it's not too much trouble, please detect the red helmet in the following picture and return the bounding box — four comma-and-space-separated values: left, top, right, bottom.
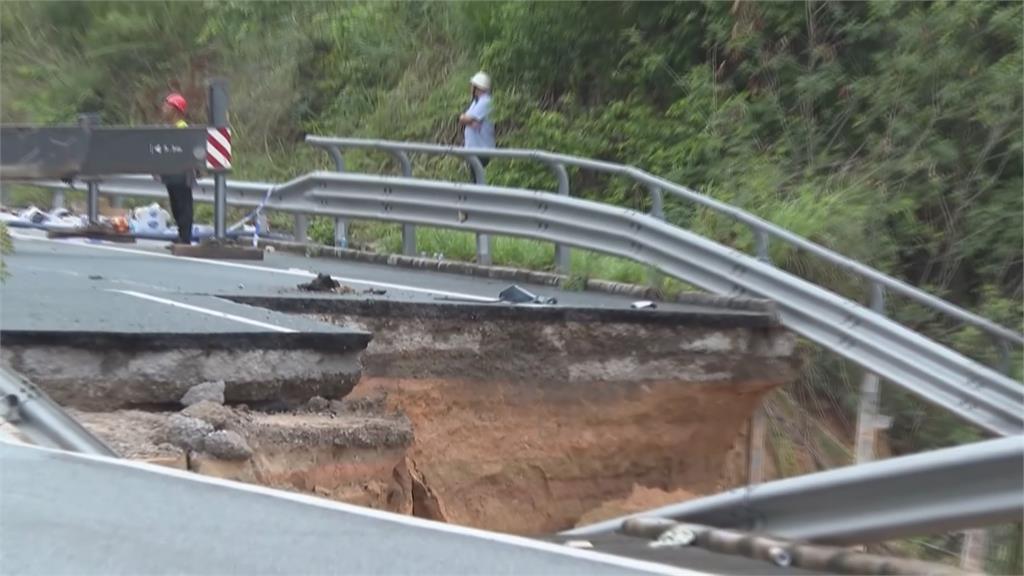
164, 92, 187, 114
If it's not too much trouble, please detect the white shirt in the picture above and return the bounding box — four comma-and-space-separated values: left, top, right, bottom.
463, 93, 495, 149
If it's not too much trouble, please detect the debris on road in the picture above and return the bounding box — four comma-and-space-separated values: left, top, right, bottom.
181, 380, 226, 407
498, 285, 558, 305
298, 273, 354, 294
88, 274, 104, 281
0, 205, 87, 229
630, 300, 657, 310
363, 288, 387, 296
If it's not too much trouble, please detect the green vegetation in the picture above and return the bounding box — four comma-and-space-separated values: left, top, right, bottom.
1, 2, 1021, 568
2, 1, 1021, 451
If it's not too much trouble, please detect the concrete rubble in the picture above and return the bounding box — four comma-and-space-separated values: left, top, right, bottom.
166, 415, 214, 452
202, 430, 252, 460
180, 380, 226, 407
304, 395, 331, 413
181, 401, 235, 429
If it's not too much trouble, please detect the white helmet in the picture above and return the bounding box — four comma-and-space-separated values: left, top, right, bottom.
470, 71, 491, 91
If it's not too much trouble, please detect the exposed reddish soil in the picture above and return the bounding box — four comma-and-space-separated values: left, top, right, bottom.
349, 376, 775, 534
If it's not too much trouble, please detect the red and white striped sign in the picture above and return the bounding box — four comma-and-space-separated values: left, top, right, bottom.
206, 127, 232, 170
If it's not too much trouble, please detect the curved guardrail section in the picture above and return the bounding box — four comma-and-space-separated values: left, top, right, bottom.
305, 137, 1024, 354
563, 434, 1024, 543
27, 172, 1024, 435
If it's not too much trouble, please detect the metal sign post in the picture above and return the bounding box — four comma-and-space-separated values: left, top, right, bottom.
78, 114, 101, 224
170, 78, 257, 259
208, 79, 230, 239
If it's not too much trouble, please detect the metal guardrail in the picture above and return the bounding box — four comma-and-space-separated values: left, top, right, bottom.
0, 366, 115, 456
27, 171, 1024, 435
561, 434, 1024, 545
305, 137, 1024, 352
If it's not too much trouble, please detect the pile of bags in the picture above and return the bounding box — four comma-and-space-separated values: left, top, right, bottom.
0, 206, 88, 229
130, 203, 170, 234
0, 201, 272, 240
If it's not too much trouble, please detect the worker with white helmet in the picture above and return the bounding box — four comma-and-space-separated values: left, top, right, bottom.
459, 72, 495, 163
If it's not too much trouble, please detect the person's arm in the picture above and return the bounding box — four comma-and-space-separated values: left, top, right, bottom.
460, 98, 491, 128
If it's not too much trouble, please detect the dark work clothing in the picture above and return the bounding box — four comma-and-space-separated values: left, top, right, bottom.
162, 118, 193, 245
163, 174, 193, 244
467, 157, 490, 182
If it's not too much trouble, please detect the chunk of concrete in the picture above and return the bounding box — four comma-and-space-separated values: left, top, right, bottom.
1, 336, 367, 411
181, 381, 225, 407
181, 401, 235, 429
203, 430, 252, 460
305, 396, 331, 413
166, 415, 213, 452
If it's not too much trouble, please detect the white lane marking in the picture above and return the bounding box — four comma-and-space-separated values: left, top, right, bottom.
111, 289, 297, 333
12, 232, 496, 302
8, 439, 710, 576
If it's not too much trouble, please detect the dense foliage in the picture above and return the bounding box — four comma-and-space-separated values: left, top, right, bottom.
3, 1, 1021, 450
2, 2, 1021, 568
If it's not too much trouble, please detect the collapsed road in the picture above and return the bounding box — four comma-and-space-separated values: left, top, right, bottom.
2, 229, 673, 327
0, 229, 814, 575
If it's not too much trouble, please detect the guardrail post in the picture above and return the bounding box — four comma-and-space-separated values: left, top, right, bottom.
333, 218, 348, 249
326, 146, 345, 172
294, 214, 308, 243
647, 184, 667, 290
855, 282, 887, 464
960, 529, 989, 573
995, 337, 1012, 375
78, 114, 101, 223
551, 163, 571, 274
748, 404, 767, 485
466, 156, 492, 266
87, 180, 100, 223
208, 78, 229, 240
753, 227, 770, 263
325, 146, 349, 248
393, 151, 416, 256
649, 185, 665, 220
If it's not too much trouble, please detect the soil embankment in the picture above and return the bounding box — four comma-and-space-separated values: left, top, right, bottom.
9, 299, 800, 533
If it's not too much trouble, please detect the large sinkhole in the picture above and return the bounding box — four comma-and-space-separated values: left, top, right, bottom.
1, 297, 799, 534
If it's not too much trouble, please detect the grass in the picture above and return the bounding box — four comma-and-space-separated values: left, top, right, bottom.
307, 216, 698, 293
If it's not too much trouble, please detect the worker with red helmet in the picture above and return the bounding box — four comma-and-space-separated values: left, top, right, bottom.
159, 92, 194, 245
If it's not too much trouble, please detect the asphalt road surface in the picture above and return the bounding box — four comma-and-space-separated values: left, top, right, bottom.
1, 230, 703, 333
0, 439, 706, 576
0, 231, 806, 575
